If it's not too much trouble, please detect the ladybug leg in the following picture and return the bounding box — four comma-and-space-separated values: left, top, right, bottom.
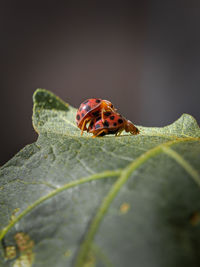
109, 106, 117, 113
81, 118, 91, 135
81, 120, 86, 135
92, 129, 107, 138
86, 119, 93, 132
101, 109, 105, 122
115, 129, 124, 137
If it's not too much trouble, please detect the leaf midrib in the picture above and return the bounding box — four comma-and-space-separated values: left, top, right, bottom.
74, 137, 200, 267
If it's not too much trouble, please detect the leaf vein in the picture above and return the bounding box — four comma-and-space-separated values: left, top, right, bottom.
74, 137, 199, 267
162, 146, 200, 187
59, 115, 78, 128
0, 170, 121, 241
76, 157, 95, 174
0, 179, 57, 190
100, 147, 133, 162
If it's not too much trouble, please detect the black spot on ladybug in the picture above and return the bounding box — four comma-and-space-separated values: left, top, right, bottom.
83, 100, 89, 104
103, 120, 109, 127
118, 119, 123, 124
81, 112, 85, 117
90, 121, 94, 128
104, 112, 111, 117
85, 105, 91, 112
95, 124, 101, 129
110, 115, 115, 120
76, 114, 80, 121
111, 104, 113, 108
79, 107, 82, 111
96, 116, 101, 121
95, 99, 101, 103
92, 111, 100, 117
113, 122, 117, 126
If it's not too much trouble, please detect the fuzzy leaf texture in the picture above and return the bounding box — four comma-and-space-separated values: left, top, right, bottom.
0, 89, 200, 267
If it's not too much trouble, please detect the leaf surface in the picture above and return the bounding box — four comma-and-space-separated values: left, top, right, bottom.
0, 89, 200, 267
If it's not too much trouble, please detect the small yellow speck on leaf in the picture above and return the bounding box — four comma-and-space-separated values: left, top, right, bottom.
120, 202, 130, 214
190, 211, 200, 226
64, 249, 71, 258
4, 246, 16, 260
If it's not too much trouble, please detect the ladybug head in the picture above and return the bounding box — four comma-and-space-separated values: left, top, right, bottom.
125, 120, 139, 135
101, 100, 117, 112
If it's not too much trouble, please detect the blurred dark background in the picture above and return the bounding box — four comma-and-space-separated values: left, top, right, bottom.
1, 1, 200, 165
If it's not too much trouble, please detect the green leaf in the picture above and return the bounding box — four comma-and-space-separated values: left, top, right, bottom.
0, 88, 200, 267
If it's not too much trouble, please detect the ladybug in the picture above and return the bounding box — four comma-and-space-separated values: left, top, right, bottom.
76, 98, 117, 135
88, 111, 140, 137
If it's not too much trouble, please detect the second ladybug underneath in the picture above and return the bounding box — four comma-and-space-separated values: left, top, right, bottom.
88, 111, 139, 137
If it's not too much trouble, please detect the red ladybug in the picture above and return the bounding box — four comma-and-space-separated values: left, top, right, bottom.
76, 98, 116, 135
88, 111, 140, 137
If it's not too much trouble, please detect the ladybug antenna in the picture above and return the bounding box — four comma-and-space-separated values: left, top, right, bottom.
125, 120, 139, 135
